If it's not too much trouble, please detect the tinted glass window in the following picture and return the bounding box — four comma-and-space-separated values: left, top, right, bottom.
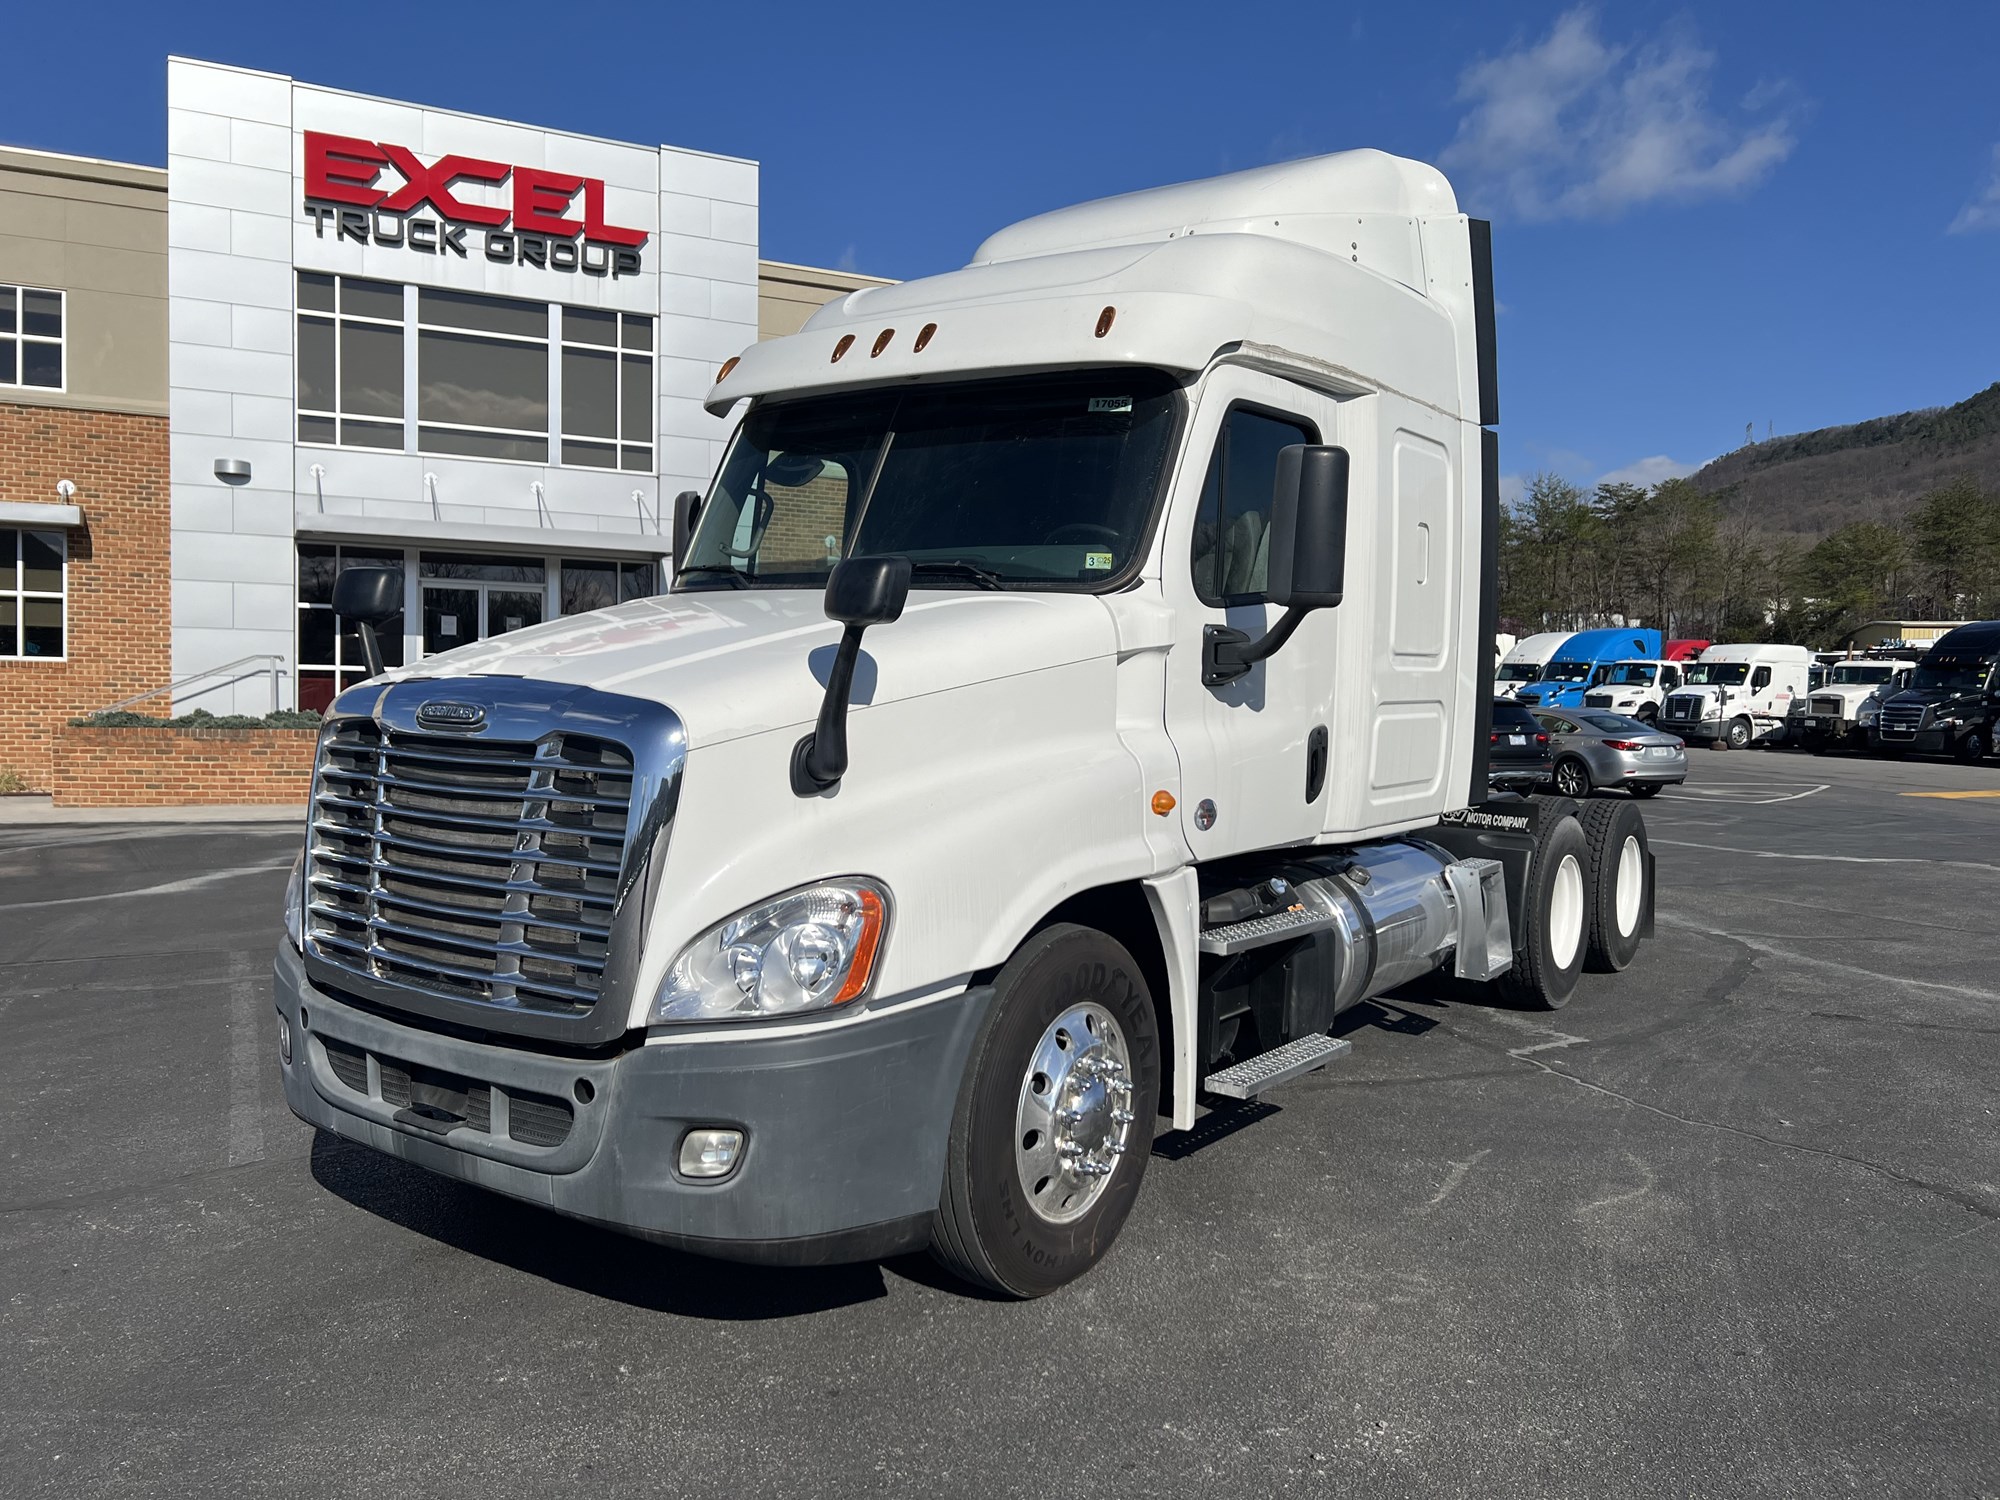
1190, 407, 1316, 606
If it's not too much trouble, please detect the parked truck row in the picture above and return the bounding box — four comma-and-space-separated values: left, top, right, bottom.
275, 150, 1664, 1297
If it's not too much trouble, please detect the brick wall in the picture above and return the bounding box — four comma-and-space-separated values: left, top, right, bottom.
50, 726, 316, 807
0, 402, 171, 788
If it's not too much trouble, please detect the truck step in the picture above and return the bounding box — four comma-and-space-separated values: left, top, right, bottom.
1203, 1034, 1352, 1100
1198, 903, 1336, 955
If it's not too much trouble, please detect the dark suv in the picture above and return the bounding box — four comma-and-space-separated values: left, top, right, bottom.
1488, 699, 1553, 792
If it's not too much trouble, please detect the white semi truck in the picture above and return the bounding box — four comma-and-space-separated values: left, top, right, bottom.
1496, 631, 1574, 698
275, 151, 1658, 1297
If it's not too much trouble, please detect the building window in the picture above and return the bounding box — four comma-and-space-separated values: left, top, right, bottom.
560, 310, 655, 472
559, 557, 659, 615
0, 285, 64, 390
297, 543, 405, 711
417, 289, 550, 462
297, 273, 405, 449
0, 527, 66, 659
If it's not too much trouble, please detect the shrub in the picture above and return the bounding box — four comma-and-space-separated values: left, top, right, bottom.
69, 708, 324, 730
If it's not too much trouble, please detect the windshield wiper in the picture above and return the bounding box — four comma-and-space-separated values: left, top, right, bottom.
678, 566, 751, 589
907, 560, 1006, 590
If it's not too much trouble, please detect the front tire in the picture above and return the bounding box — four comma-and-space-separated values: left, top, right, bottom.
1496, 812, 1590, 1011
931, 924, 1161, 1297
1724, 716, 1753, 750
1957, 726, 1991, 762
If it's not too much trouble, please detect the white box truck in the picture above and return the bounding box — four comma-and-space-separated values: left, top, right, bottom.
275, 151, 1659, 1297
1659, 643, 1813, 748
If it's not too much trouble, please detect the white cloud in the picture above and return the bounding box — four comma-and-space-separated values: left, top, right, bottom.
1595, 455, 1695, 489
1948, 143, 2000, 233
1440, 7, 1796, 220
834, 243, 861, 273
1498, 471, 1526, 506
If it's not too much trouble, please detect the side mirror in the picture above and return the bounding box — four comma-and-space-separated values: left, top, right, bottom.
791, 556, 912, 795
671, 489, 703, 576
331, 565, 401, 678
1205, 444, 1348, 686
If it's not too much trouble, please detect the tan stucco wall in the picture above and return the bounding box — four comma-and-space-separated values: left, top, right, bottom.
757, 259, 894, 340
0, 148, 168, 417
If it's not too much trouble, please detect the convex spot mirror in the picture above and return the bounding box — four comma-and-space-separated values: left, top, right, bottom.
331, 565, 402, 681
331, 565, 401, 625
1203, 444, 1349, 687
792, 555, 913, 796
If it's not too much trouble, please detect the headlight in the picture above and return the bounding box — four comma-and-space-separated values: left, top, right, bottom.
283, 848, 305, 951
652, 879, 889, 1023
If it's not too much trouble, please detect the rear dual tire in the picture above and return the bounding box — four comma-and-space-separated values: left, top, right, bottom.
1577, 799, 1650, 972
1497, 805, 1591, 1011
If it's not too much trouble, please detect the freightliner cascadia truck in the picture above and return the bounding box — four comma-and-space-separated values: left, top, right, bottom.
275, 150, 1659, 1297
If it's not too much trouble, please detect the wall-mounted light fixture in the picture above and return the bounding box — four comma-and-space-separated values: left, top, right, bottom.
214, 458, 252, 484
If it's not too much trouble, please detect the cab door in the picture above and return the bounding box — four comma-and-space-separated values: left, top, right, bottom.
1162, 368, 1343, 859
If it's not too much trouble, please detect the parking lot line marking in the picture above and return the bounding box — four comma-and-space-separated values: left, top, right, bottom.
0, 861, 291, 910
1661, 783, 1828, 804
1902, 790, 2000, 799
1651, 836, 2000, 874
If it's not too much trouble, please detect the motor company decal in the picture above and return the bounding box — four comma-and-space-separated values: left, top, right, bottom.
301, 132, 648, 278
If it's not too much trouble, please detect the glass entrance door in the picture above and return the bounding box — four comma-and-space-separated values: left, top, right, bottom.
420, 581, 545, 655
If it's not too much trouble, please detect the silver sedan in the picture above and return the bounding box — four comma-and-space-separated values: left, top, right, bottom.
1531, 710, 1688, 798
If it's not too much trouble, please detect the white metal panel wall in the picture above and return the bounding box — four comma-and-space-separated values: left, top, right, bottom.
165, 57, 760, 710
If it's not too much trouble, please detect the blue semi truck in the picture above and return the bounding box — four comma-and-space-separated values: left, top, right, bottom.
1512, 628, 1663, 711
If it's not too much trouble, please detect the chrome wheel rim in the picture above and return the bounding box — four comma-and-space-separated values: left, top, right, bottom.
1015, 1001, 1135, 1224
1549, 853, 1586, 970
1613, 833, 1643, 936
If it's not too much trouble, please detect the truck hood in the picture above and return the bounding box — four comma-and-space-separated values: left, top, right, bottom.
374, 588, 1120, 748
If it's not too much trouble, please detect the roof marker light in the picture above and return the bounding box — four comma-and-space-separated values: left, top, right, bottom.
1095, 306, 1117, 338
716, 356, 739, 382
913, 322, 937, 353
871, 328, 896, 358
831, 334, 855, 363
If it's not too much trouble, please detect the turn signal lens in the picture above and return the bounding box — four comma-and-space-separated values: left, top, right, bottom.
1095, 305, 1117, 338
1151, 790, 1177, 816
831, 334, 855, 362
716, 356, 740, 381
913, 322, 937, 352
870, 328, 896, 357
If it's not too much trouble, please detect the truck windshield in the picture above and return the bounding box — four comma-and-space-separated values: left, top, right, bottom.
1829, 664, 1895, 685
1541, 660, 1592, 682
1683, 663, 1750, 686
1496, 662, 1542, 683
1607, 663, 1657, 686
680, 369, 1181, 589
1912, 655, 1991, 691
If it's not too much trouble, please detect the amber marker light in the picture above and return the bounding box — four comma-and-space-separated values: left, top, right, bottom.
1151, 790, 1177, 816
1095, 306, 1117, 338
871, 328, 896, 357
913, 322, 937, 352
832, 887, 888, 1004
716, 356, 739, 381
832, 334, 855, 362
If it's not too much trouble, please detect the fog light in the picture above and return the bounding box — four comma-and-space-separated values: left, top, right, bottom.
678, 1128, 744, 1179
277, 1013, 293, 1066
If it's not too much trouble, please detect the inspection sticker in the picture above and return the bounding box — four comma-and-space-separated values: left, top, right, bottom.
1088, 396, 1132, 413
1085, 551, 1115, 571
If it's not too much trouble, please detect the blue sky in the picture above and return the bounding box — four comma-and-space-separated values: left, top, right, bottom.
7, 0, 1997, 503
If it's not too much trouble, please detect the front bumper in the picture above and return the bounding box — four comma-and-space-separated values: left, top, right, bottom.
1871, 727, 1951, 754
274, 943, 992, 1264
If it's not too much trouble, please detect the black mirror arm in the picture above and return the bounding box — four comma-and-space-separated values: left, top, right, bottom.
353, 622, 386, 679
792, 623, 868, 795
1203, 606, 1311, 687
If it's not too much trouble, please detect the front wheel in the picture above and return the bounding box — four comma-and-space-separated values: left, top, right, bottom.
1724, 717, 1753, 750
1957, 726, 1991, 762
931, 924, 1161, 1297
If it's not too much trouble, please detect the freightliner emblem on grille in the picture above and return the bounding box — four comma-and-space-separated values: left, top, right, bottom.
416, 699, 487, 730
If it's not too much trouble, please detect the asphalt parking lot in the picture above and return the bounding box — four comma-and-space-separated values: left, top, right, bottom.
3, 749, 1996, 1499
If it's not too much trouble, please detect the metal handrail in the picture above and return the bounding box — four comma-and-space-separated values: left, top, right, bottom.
92, 654, 288, 716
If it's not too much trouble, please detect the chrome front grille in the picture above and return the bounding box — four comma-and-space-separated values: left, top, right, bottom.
307, 722, 633, 1015
1878, 701, 1924, 735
